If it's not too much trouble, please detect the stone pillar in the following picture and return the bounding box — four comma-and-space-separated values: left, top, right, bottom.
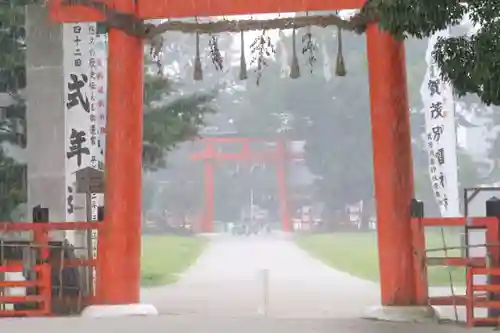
25, 5, 66, 239
0, 5, 66, 309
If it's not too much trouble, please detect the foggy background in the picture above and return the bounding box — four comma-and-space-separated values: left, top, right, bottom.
138, 17, 500, 235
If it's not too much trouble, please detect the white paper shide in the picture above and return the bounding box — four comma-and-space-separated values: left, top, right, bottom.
420, 30, 460, 217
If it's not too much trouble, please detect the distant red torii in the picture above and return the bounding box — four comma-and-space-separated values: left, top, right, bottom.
190, 137, 302, 233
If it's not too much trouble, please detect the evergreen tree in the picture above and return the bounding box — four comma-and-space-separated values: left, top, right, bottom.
0, 1, 32, 220
0, 3, 218, 219
142, 66, 217, 171
373, 0, 500, 106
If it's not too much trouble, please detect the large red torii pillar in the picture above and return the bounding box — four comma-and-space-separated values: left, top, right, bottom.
50, 0, 420, 307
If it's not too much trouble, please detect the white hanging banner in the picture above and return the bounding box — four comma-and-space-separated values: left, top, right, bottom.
88, 25, 99, 220
90, 30, 108, 293
420, 29, 460, 217
95, 32, 107, 176
90, 32, 107, 276
63, 23, 96, 223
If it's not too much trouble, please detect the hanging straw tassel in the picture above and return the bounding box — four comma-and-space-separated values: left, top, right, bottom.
193, 32, 203, 81
289, 25, 300, 79
239, 31, 248, 80
335, 26, 346, 77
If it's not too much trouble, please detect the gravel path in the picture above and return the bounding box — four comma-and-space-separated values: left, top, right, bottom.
141, 232, 380, 318
2, 232, 487, 332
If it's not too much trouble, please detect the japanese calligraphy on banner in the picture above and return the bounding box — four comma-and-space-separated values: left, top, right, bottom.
90, 32, 107, 267
63, 23, 96, 222
420, 29, 460, 217
94, 32, 107, 175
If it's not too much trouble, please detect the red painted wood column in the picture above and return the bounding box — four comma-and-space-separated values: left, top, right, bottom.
202, 143, 215, 233
276, 140, 292, 232
366, 25, 420, 306
97, 0, 143, 304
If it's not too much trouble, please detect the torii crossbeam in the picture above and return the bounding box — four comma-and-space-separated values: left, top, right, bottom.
48, 0, 421, 309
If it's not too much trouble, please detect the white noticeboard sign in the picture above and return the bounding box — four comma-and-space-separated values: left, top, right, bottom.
420, 29, 460, 218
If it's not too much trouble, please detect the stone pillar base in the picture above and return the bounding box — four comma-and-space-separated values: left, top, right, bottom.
80, 304, 158, 318
362, 305, 439, 323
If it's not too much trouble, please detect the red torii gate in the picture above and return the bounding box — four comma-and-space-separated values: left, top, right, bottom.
190, 137, 297, 233
49, 0, 417, 309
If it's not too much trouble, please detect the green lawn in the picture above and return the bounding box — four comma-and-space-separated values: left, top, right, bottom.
296, 229, 465, 286
141, 235, 208, 287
